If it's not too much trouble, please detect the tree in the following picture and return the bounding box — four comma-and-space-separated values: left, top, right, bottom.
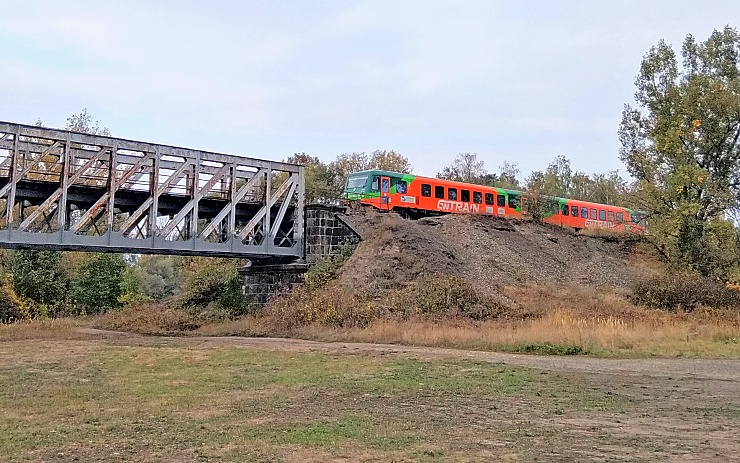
65, 108, 111, 135
526, 155, 573, 197
367, 150, 412, 173
437, 152, 487, 184
618, 26, 740, 275
285, 153, 334, 203
11, 250, 68, 315
525, 155, 629, 205
497, 161, 521, 189
73, 253, 126, 313
329, 152, 369, 191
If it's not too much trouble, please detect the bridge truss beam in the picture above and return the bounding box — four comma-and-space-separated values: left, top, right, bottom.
0, 122, 305, 259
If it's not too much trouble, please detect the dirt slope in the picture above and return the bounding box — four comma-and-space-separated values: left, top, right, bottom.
337, 209, 650, 301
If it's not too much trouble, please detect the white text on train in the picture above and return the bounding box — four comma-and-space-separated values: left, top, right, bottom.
437, 200, 481, 213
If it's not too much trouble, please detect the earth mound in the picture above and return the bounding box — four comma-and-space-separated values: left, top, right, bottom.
336, 208, 650, 304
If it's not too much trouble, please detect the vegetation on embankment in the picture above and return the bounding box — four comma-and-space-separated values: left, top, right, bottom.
81, 278, 740, 359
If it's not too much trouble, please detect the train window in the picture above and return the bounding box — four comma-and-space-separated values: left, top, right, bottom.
473, 191, 482, 204
497, 194, 506, 207
448, 187, 457, 201
485, 193, 494, 205
508, 194, 519, 209
616, 212, 624, 223
346, 175, 368, 189
371, 176, 379, 192
590, 208, 597, 220
571, 205, 578, 217
434, 185, 445, 199
562, 204, 569, 216
608, 211, 615, 222
599, 210, 606, 221
381, 178, 390, 193
581, 207, 588, 218
461, 189, 470, 202
396, 180, 407, 194
421, 183, 432, 197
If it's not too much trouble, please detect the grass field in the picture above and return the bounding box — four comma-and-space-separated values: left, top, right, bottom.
2, 329, 739, 462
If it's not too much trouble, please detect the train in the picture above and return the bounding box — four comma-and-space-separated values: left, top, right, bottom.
342, 169, 647, 234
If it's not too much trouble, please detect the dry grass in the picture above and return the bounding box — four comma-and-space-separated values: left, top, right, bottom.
0, 317, 84, 341
88, 282, 740, 359
305, 309, 740, 358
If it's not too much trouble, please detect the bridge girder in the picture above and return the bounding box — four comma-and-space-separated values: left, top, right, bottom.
0, 122, 305, 259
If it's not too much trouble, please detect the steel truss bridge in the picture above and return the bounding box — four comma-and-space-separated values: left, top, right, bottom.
0, 122, 305, 259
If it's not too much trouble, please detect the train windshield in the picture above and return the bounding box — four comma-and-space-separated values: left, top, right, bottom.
631, 211, 648, 226
345, 175, 368, 190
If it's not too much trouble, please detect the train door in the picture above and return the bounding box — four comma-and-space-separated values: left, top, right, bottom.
380, 176, 391, 211
520, 195, 528, 217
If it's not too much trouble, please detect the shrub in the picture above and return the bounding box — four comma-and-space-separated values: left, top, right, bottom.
265, 283, 376, 331
304, 246, 354, 287
11, 250, 68, 314
177, 257, 242, 309
387, 274, 514, 321
0, 273, 27, 323
631, 272, 740, 311
73, 253, 126, 314
507, 344, 586, 355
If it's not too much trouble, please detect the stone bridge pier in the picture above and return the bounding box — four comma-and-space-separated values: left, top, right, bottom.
239, 205, 362, 307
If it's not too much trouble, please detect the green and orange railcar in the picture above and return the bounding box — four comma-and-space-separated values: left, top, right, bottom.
343, 169, 647, 234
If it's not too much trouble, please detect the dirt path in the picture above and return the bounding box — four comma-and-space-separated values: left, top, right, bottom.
77, 328, 740, 381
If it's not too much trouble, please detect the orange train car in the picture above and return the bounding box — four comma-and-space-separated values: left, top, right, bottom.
343, 169, 647, 234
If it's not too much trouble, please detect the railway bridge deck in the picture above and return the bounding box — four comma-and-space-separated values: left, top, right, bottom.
0, 122, 305, 259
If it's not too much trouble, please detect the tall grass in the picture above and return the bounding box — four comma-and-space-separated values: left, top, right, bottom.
83, 278, 740, 358
289, 308, 740, 358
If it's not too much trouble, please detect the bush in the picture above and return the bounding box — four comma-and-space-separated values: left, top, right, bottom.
265, 283, 376, 331
96, 302, 204, 335
387, 274, 514, 321
0, 274, 27, 323
177, 257, 242, 309
304, 246, 354, 287
631, 272, 740, 311
73, 253, 126, 314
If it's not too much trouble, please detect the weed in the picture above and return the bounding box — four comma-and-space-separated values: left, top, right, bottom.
505, 343, 586, 355
631, 272, 740, 310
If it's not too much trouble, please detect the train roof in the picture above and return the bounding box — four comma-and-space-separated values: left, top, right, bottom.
348, 169, 411, 177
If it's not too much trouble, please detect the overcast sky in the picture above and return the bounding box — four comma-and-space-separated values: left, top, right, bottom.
1, 1, 738, 180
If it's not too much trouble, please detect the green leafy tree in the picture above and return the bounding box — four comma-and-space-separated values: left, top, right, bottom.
136, 255, 179, 299
367, 150, 412, 173
526, 155, 573, 198
73, 253, 126, 313
437, 152, 487, 184
285, 153, 334, 203
526, 155, 628, 205
177, 257, 242, 308
11, 250, 68, 316
618, 26, 740, 275
118, 265, 147, 306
